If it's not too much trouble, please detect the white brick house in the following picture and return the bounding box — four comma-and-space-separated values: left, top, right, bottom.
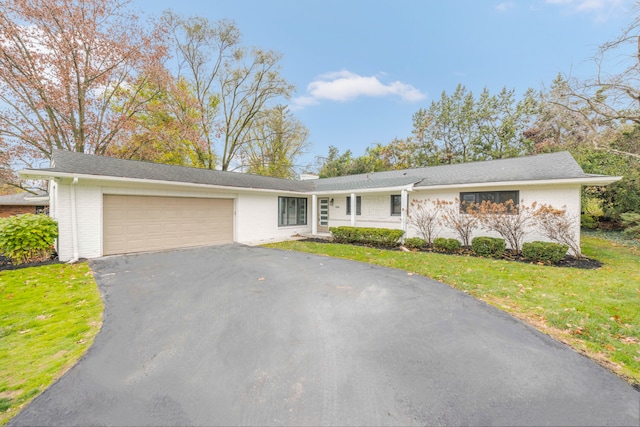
20, 150, 619, 261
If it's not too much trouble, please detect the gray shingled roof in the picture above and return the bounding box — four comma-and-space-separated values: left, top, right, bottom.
0, 190, 48, 206
314, 151, 597, 192
25, 150, 601, 194
43, 150, 313, 192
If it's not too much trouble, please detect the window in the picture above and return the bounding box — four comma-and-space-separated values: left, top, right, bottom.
278, 197, 307, 226
459, 191, 519, 212
346, 196, 361, 215
390, 195, 402, 216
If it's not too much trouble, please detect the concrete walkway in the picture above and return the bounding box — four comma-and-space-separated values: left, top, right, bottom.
10, 244, 640, 426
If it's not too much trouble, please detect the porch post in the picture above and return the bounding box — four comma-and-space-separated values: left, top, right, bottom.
311, 194, 317, 235
350, 192, 356, 226
401, 189, 408, 240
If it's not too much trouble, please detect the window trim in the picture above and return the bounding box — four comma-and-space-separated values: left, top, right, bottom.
346, 196, 361, 215
390, 194, 402, 216
278, 196, 308, 226
459, 190, 519, 213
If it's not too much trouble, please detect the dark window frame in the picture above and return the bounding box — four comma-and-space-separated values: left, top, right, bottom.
346, 196, 361, 215
459, 191, 519, 213
390, 194, 402, 216
278, 196, 308, 226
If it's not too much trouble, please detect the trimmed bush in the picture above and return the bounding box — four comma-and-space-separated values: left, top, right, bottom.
621, 212, 640, 239
403, 237, 427, 250
433, 237, 462, 254
0, 214, 58, 264
522, 241, 568, 264
329, 226, 404, 248
581, 214, 598, 229
471, 236, 506, 258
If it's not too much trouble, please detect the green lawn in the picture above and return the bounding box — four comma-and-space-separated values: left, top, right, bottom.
266, 235, 640, 386
0, 263, 103, 425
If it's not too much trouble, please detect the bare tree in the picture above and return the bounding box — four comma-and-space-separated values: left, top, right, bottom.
165, 13, 294, 171
534, 204, 582, 257
473, 200, 536, 254
0, 0, 166, 181
407, 198, 442, 245
438, 199, 478, 247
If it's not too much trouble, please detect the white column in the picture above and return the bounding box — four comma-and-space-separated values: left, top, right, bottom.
401, 189, 408, 240
311, 194, 318, 235
350, 192, 356, 226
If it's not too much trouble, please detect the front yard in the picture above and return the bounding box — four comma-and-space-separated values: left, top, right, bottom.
266, 235, 640, 387
0, 263, 102, 425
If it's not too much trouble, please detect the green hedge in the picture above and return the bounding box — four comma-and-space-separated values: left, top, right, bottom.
471, 236, 506, 258
433, 237, 462, 254
329, 226, 404, 248
0, 214, 58, 264
522, 241, 568, 264
403, 237, 427, 250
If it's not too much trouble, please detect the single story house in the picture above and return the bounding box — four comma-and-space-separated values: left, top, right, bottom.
19, 150, 619, 261
0, 190, 49, 218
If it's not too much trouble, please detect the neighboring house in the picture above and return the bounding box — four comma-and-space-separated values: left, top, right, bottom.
19, 150, 619, 261
0, 191, 49, 218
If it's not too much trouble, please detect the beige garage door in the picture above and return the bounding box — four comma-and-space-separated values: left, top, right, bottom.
103, 195, 234, 256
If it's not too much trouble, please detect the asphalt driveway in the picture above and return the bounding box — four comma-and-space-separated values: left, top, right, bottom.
10, 244, 640, 426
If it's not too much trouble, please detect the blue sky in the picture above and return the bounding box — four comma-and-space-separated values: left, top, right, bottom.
133, 0, 635, 171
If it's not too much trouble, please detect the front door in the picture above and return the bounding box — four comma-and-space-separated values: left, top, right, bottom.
318, 198, 329, 233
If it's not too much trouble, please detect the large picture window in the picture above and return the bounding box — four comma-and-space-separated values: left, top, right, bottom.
278, 197, 307, 226
459, 191, 519, 212
346, 196, 361, 215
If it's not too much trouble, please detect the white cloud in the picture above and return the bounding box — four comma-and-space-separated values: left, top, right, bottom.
495, 2, 515, 12
291, 70, 426, 110
544, 0, 630, 20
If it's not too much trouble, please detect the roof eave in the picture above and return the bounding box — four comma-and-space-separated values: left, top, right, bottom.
18, 169, 309, 195
413, 176, 623, 191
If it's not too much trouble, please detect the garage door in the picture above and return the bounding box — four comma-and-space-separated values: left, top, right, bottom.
103, 195, 234, 256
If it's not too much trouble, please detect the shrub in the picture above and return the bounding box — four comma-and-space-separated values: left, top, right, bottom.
403, 237, 427, 250
620, 212, 640, 239
522, 241, 568, 264
0, 214, 58, 264
471, 236, 506, 258
581, 214, 598, 229
433, 237, 461, 254
533, 204, 581, 258
438, 199, 478, 247
329, 226, 404, 248
407, 199, 442, 245
472, 200, 535, 254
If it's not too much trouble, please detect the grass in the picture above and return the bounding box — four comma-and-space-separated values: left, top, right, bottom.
265, 235, 640, 387
0, 263, 103, 425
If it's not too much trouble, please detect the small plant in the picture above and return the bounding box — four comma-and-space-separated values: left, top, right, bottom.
534, 204, 582, 258
620, 212, 640, 239
472, 200, 535, 254
329, 226, 404, 248
471, 236, 506, 258
0, 214, 58, 264
407, 199, 442, 245
522, 241, 568, 264
403, 237, 427, 250
433, 237, 462, 254
581, 214, 599, 229
438, 199, 478, 247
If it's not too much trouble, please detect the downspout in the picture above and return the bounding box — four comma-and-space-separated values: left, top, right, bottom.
350, 192, 356, 226
68, 177, 79, 263
311, 194, 318, 235
401, 189, 408, 243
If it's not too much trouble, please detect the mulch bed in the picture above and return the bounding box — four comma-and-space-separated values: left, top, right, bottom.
0, 254, 63, 272
298, 238, 603, 270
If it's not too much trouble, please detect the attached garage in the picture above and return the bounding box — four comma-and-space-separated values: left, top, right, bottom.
103, 195, 234, 255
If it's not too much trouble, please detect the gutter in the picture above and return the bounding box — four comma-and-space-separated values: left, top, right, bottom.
68, 177, 79, 263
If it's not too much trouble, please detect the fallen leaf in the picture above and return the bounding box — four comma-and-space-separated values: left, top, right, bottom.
258, 277, 265, 281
